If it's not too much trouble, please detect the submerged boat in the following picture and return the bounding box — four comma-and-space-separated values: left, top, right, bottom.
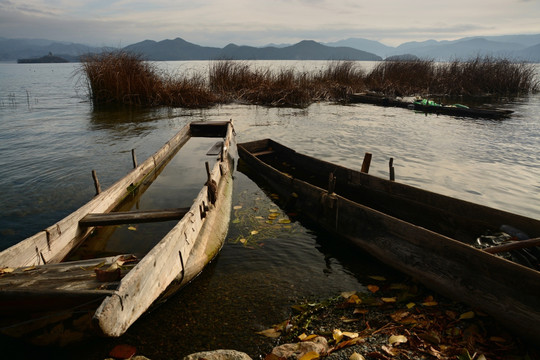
348, 93, 513, 119
0, 120, 235, 345
237, 138, 540, 342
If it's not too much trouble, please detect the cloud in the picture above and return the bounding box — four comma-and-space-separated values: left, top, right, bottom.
1, 0, 539, 47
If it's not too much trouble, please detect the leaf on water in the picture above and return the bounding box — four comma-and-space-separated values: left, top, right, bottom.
250, 230, 259, 235
0, 267, 15, 274
353, 308, 368, 315
349, 352, 365, 360
459, 311, 475, 320
369, 275, 386, 281
233, 205, 243, 210
299, 351, 319, 360
240, 238, 247, 245
388, 334, 408, 346
381, 297, 396, 303
422, 301, 438, 306
489, 336, 506, 343
406, 302, 416, 309
257, 328, 281, 338
367, 285, 379, 293
128, 226, 137, 231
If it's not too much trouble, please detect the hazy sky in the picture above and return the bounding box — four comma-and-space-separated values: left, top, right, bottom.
1, 0, 539, 47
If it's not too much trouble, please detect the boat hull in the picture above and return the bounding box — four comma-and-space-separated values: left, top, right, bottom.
237, 138, 540, 343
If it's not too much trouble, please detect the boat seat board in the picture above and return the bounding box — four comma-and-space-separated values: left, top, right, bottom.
79, 208, 191, 227
0, 255, 137, 293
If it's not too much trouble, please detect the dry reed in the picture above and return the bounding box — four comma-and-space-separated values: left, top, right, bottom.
80, 53, 538, 108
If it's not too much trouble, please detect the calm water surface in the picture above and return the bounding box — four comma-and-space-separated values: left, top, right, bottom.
0, 61, 539, 359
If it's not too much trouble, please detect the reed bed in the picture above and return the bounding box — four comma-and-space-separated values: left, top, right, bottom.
80, 53, 538, 108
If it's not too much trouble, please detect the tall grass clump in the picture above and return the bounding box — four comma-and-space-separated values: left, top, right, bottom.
365, 59, 436, 96
312, 61, 366, 99
433, 57, 539, 96
80, 51, 216, 107
80, 51, 161, 105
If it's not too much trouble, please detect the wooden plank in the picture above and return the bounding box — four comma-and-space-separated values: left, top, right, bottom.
79, 207, 190, 227
252, 150, 275, 157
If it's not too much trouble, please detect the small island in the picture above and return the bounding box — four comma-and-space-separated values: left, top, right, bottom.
17, 52, 69, 63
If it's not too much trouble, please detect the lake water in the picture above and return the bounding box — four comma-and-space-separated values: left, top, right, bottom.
0, 61, 539, 359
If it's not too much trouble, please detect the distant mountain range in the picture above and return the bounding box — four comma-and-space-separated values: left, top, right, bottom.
2, 34, 540, 62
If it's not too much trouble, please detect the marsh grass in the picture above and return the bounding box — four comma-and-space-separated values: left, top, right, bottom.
81, 53, 538, 108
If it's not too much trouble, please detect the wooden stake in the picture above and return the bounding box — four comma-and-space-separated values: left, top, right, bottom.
389, 158, 395, 181
328, 172, 336, 194
132, 149, 138, 168
92, 170, 101, 195
205, 161, 211, 182
361, 153, 372, 173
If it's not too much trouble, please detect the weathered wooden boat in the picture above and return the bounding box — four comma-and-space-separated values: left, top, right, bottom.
237, 138, 540, 342
0, 120, 235, 345
348, 93, 513, 119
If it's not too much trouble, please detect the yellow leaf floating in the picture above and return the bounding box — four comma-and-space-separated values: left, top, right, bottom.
459, 311, 475, 320
298, 351, 319, 360
128, 226, 137, 231
381, 297, 396, 303
369, 275, 386, 281
388, 334, 408, 346
406, 302, 416, 309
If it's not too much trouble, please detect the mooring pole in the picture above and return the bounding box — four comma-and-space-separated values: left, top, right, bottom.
92, 170, 101, 195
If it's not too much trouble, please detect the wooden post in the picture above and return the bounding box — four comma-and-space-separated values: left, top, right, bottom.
361, 152, 372, 173
92, 170, 101, 195
327, 172, 336, 194
131, 149, 138, 168
389, 158, 395, 181
205, 161, 211, 182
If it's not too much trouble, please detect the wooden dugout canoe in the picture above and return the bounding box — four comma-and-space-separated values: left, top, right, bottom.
348, 93, 513, 119
237, 138, 540, 342
0, 120, 235, 345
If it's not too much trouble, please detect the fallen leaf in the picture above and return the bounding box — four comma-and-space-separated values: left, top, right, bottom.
459, 311, 475, 320
422, 301, 438, 306
369, 275, 386, 281
109, 344, 136, 359
349, 353, 365, 360
382, 345, 399, 356
406, 302, 416, 309
342, 331, 359, 339
255, 216, 264, 219
23, 266, 36, 271
128, 226, 137, 231
298, 334, 318, 341
333, 329, 344, 343
347, 294, 362, 304
250, 230, 259, 235
299, 351, 319, 360
388, 334, 408, 346
0, 267, 15, 274
341, 291, 357, 298
257, 328, 281, 338
269, 208, 279, 212
341, 317, 359, 323
353, 308, 368, 315
232, 218, 240, 223
381, 297, 396, 303
489, 336, 506, 343
278, 218, 291, 224
240, 238, 247, 245
367, 285, 379, 293
233, 205, 243, 210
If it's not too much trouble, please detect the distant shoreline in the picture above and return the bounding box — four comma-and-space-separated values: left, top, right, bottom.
17, 54, 69, 64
